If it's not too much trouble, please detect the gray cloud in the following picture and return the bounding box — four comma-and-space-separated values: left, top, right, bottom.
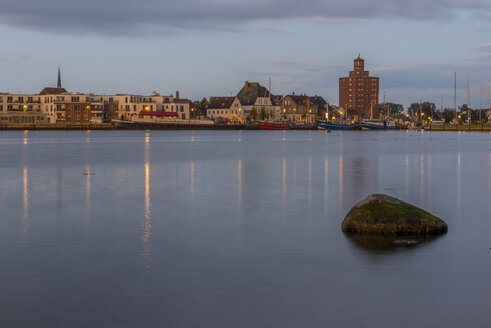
0, 0, 489, 35
0, 45, 30, 62
470, 43, 491, 52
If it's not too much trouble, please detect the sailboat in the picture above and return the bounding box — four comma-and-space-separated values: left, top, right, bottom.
259, 78, 291, 130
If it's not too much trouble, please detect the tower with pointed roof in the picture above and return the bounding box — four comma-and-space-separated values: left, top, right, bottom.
57, 66, 62, 89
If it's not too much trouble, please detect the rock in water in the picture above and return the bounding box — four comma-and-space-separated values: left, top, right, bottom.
342, 194, 448, 235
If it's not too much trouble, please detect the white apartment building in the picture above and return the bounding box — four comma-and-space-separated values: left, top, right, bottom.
207, 97, 245, 122
105, 91, 190, 121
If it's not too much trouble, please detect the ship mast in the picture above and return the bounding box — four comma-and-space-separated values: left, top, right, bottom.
268, 77, 272, 122
467, 77, 471, 127
454, 72, 457, 123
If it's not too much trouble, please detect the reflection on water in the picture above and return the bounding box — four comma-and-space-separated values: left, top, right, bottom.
85, 165, 91, 225
338, 132, 344, 213
324, 156, 329, 217
308, 157, 312, 215
405, 155, 409, 199
346, 233, 443, 251
237, 159, 242, 212
190, 161, 195, 211
292, 158, 296, 188
427, 154, 432, 206
21, 131, 29, 246
420, 154, 425, 207
457, 152, 462, 221
282, 157, 286, 215
85, 131, 92, 225
22, 166, 29, 245
338, 156, 344, 213
142, 133, 152, 268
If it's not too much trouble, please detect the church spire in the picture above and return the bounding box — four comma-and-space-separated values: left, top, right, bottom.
57, 66, 62, 88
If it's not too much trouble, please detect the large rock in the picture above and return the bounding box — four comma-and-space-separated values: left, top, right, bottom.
342, 194, 448, 235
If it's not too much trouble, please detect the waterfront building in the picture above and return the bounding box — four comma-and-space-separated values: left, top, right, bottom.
57, 103, 92, 123
310, 95, 329, 120
0, 93, 49, 124
270, 95, 283, 121
236, 81, 273, 120
207, 97, 245, 122
281, 93, 319, 123
108, 91, 191, 121
339, 55, 379, 119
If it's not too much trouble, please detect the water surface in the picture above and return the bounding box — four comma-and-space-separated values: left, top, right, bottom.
1, 130, 490, 327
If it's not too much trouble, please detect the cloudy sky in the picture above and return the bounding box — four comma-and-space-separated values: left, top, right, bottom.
1, 0, 491, 109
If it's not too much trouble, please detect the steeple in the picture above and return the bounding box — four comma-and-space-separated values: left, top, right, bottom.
57, 66, 62, 89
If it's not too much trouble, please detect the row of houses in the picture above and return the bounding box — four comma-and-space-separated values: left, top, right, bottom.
0, 69, 194, 125
206, 81, 329, 123
0, 70, 331, 125
0, 89, 193, 125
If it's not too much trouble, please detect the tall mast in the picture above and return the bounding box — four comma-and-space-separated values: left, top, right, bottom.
441, 97, 443, 121
419, 101, 422, 125
467, 77, 471, 127
268, 77, 272, 122
480, 87, 482, 125
454, 72, 457, 123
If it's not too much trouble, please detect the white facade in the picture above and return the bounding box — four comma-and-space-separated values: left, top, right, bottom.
0, 91, 191, 123
105, 92, 190, 121
207, 98, 245, 122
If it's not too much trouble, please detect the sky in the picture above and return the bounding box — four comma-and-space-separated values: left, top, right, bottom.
1, 0, 491, 109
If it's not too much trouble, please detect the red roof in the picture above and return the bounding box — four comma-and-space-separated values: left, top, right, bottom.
39, 87, 67, 95
139, 111, 178, 117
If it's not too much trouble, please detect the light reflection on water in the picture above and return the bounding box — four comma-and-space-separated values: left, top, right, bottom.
282, 157, 286, 215
0, 130, 490, 328
22, 166, 29, 246
338, 156, 343, 213
143, 133, 152, 267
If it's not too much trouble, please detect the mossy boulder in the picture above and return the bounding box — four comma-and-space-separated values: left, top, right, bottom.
342, 194, 448, 235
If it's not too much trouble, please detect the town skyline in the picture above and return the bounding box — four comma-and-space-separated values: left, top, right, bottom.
1, 0, 491, 109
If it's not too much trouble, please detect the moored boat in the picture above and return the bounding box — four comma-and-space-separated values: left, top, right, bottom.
317, 120, 355, 130
113, 111, 245, 129
259, 123, 290, 130
361, 119, 396, 130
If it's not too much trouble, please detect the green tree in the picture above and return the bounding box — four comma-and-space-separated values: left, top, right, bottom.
259, 108, 270, 120
441, 108, 455, 123
384, 103, 404, 115
249, 107, 258, 122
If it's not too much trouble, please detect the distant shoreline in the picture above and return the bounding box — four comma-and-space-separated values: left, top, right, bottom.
1, 123, 490, 132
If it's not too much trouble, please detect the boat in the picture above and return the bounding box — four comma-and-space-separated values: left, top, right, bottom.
259, 123, 290, 130
113, 111, 246, 129
317, 120, 355, 130
361, 119, 396, 130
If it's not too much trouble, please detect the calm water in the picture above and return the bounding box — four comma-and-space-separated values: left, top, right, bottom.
1, 130, 490, 327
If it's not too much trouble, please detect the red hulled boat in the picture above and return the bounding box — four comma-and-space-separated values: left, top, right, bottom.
259, 123, 290, 130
